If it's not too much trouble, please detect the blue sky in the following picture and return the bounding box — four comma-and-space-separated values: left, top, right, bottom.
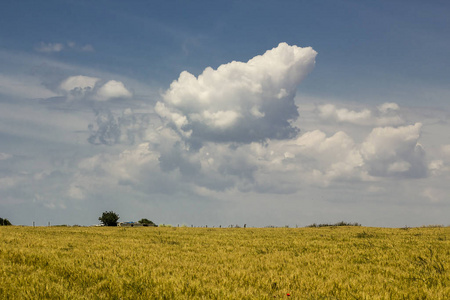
1, 1, 449, 226
2, 0, 448, 101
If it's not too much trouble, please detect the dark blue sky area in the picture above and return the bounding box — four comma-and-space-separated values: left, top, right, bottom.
1, 1, 449, 103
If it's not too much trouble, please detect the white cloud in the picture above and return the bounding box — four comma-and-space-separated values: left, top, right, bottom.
71, 141, 195, 198
294, 130, 358, 166
318, 102, 404, 126
59, 75, 100, 96
100, 143, 159, 182
247, 130, 370, 189
157, 121, 428, 192
378, 102, 399, 113
428, 160, 443, 170
67, 42, 95, 52
428, 145, 450, 175
73, 112, 430, 196
96, 80, 132, 101
156, 42, 317, 144
361, 123, 422, 160
318, 104, 372, 125
58, 76, 132, 101
80, 44, 95, 52
360, 123, 427, 177
35, 42, 64, 53
35, 42, 95, 53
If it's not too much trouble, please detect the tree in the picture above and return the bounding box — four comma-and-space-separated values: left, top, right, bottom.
98, 211, 119, 226
0, 217, 12, 226
138, 218, 156, 227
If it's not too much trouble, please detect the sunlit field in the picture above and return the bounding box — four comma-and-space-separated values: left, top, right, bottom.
1, 226, 449, 299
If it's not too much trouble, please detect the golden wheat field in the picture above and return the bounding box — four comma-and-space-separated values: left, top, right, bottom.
0, 226, 449, 299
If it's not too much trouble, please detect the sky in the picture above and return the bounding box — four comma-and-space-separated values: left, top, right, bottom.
1, 0, 449, 227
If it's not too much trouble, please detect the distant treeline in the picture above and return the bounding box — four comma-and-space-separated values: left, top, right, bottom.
307, 221, 361, 228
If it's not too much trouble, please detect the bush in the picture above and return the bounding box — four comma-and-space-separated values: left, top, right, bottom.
0, 217, 12, 226
138, 218, 157, 227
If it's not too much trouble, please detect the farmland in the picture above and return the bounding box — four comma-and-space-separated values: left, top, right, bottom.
1, 226, 449, 299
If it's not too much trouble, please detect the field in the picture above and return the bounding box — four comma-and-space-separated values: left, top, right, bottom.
1, 226, 449, 299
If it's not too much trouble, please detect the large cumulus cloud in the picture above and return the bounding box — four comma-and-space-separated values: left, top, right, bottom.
155, 42, 317, 145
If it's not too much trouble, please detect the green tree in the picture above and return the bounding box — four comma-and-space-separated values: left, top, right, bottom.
0, 217, 12, 226
138, 218, 156, 227
98, 211, 119, 226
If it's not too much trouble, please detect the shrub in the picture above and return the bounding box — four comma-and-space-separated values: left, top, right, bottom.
138, 218, 157, 227
0, 217, 12, 226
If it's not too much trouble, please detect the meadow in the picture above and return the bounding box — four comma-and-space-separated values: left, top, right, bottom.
0, 226, 449, 299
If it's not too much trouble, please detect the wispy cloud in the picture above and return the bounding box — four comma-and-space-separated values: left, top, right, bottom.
68, 42, 95, 52
0, 74, 58, 99
35, 42, 64, 53
35, 41, 95, 53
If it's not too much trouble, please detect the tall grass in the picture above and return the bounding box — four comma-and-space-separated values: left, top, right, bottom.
0, 226, 449, 299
